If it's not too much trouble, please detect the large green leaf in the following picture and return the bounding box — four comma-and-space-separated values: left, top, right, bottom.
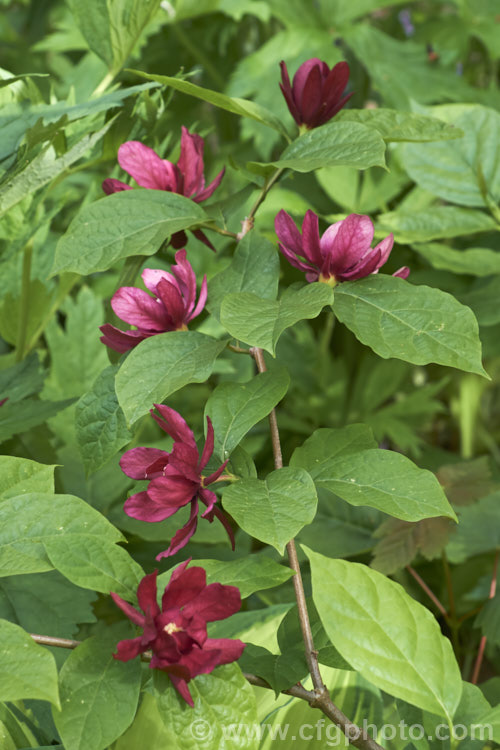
53, 626, 142, 750
376, 206, 497, 243
222, 467, 317, 554
411, 242, 500, 276
0, 619, 60, 707
207, 232, 280, 320
75, 365, 131, 476
333, 275, 486, 376
68, 0, 161, 77
305, 547, 462, 722
220, 284, 333, 355
115, 331, 227, 424
44, 536, 144, 600
157, 556, 294, 599
0, 456, 55, 500
130, 70, 289, 137
337, 109, 464, 142
267, 121, 387, 172
400, 105, 500, 207
291, 426, 456, 522
52, 191, 207, 276
154, 664, 259, 750
0, 352, 43, 402
205, 366, 290, 460
0, 493, 124, 576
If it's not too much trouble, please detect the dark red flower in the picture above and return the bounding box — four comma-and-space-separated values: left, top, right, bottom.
279, 58, 352, 130
99, 250, 207, 354
275, 210, 409, 285
111, 563, 245, 706
102, 127, 224, 249
120, 405, 233, 558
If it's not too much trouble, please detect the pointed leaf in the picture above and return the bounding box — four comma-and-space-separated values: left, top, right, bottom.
220, 284, 333, 355
0, 456, 55, 501
304, 547, 462, 722
222, 467, 317, 554
334, 275, 487, 376
115, 331, 227, 424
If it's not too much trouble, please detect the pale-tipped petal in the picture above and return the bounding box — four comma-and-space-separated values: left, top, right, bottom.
141, 268, 177, 295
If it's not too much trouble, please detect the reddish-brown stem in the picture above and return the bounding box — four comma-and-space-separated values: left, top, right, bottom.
249, 348, 332, 694
406, 565, 448, 618
471, 548, 499, 684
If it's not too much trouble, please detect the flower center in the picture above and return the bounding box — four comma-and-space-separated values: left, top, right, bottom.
318, 273, 338, 288
164, 622, 183, 635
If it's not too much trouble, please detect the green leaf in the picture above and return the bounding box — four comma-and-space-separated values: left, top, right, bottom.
51, 191, 207, 276
411, 242, 500, 276
222, 467, 317, 554
44, 536, 144, 600
53, 626, 141, 750
220, 284, 333, 355
0, 397, 74, 444
68, 0, 161, 77
158, 556, 294, 599
238, 643, 306, 695
291, 426, 457, 522
333, 275, 487, 376
376, 206, 497, 243
115, 331, 227, 424
304, 547, 462, 722
75, 365, 131, 476
114, 693, 178, 749
154, 664, 259, 750
0, 120, 114, 218
337, 108, 464, 142
459, 277, 500, 326
446, 492, 500, 563
400, 105, 500, 207
267, 121, 387, 172
0, 619, 60, 707
479, 704, 500, 744
0, 456, 55, 500
0, 571, 96, 639
0, 352, 44, 402
205, 366, 290, 460
129, 70, 289, 137
475, 595, 500, 645
0, 493, 124, 577
207, 232, 279, 320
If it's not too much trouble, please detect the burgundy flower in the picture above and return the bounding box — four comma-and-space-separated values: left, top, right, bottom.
102, 127, 224, 249
99, 250, 207, 354
120, 405, 233, 558
0, 398, 7, 407
275, 210, 409, 285
279, 59, 352, 130
111, 562, 245, 706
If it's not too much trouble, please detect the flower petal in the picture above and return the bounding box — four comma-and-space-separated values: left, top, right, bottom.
274, 210, 304, 257
156, 501, 199, 559
113, 636, 146, 662
102, 179, 132, 195
183, 582, 241, 623
177, 127, 205, 198
339, 248, 382, 281
292, 58, 322, 104
147, 474, 197, 509
279, 61, 301, 124
393, 266, 410, 279
169, 675, 194, 706
194, 167, 225, 203
151, 405, 197, 448
99, 325, 147, 353
299, 65, 323, 126
111, 287, 169, 331
198, 417, 214, 471
301, 210, 323, 266
327, 214, 374, 274
155, 278, 186, 329
202, 637, 246, 665
161, 566, 207, 610
118, 142, 177, 191
110, 592, 145, 627
137, 570, 160, 618
141, 268, 177, 295
372, 233, 395, 267
124, 490, 181, 523
119, 447, 169, 479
